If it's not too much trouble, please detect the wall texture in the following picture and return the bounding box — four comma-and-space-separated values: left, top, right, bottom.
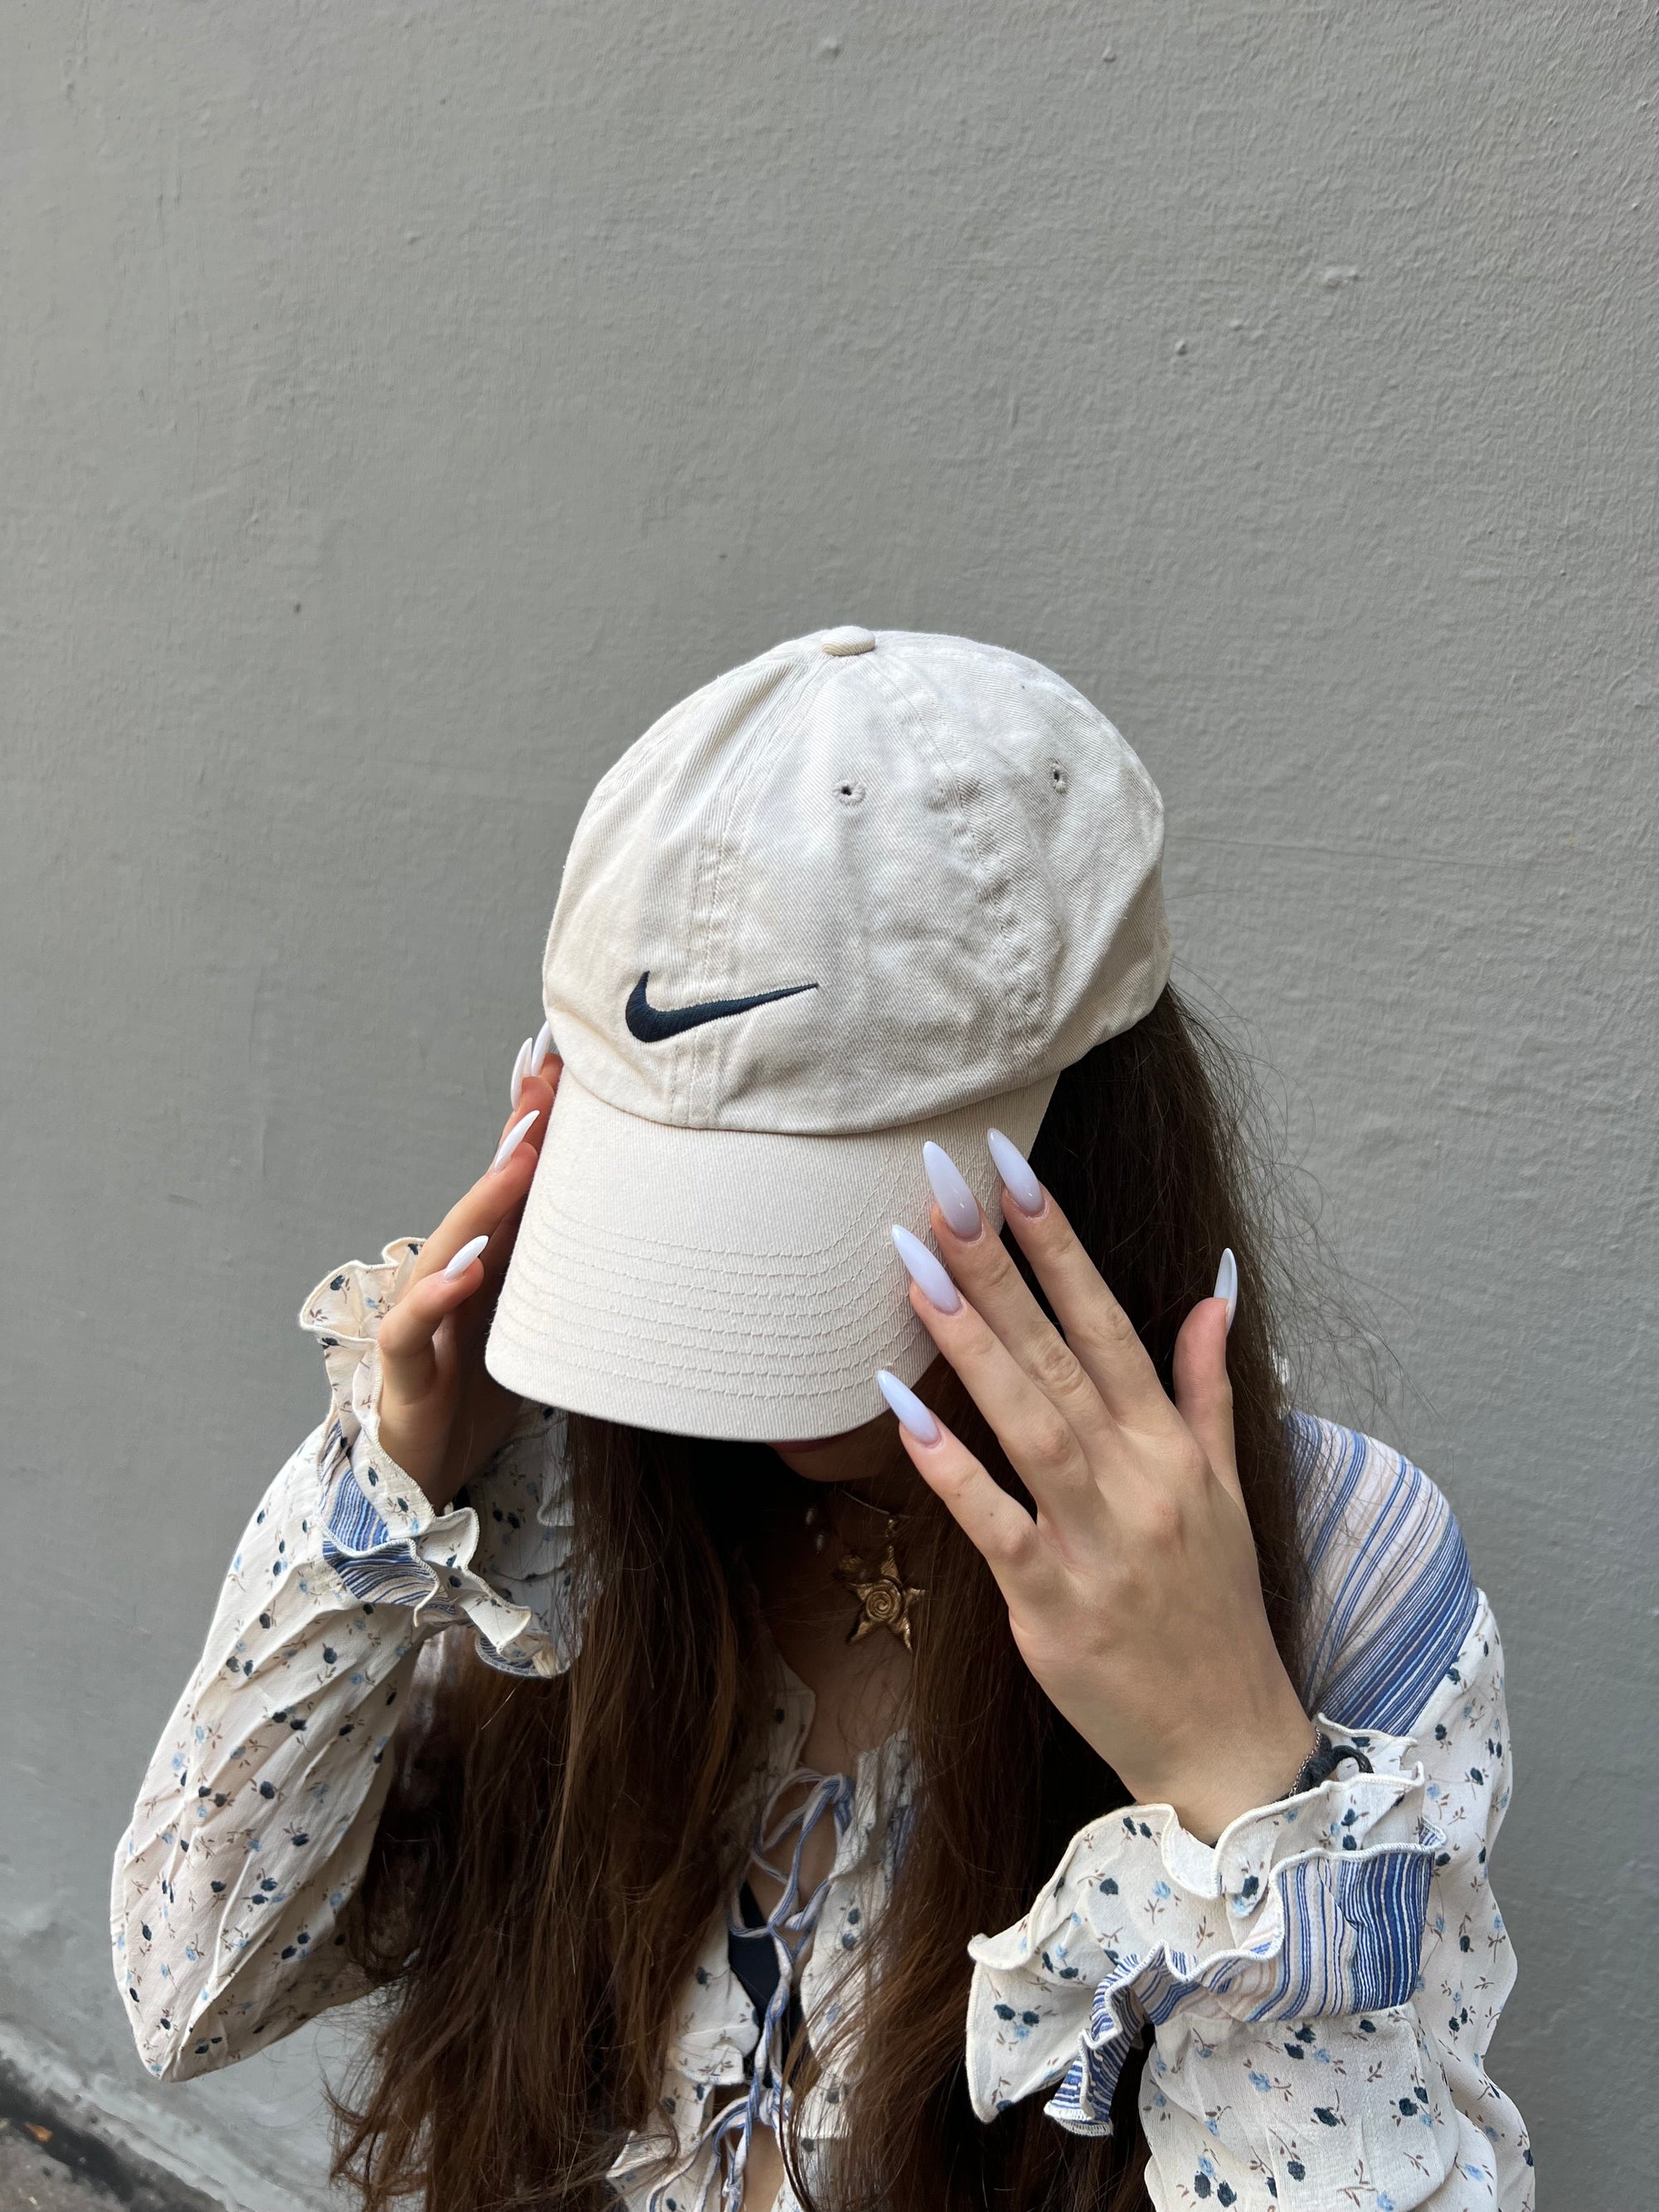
4, 2, 1655, 2204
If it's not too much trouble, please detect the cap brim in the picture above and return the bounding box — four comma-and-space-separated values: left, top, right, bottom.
484, 1066, 1058, 1441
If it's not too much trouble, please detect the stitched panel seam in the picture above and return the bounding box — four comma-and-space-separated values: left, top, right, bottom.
860, 652, 1045, 1066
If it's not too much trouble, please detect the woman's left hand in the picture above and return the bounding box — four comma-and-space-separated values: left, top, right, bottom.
886, 1140, 1313, 1844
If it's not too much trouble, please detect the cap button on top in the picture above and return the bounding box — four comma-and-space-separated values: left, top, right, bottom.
820, 625, 876, 656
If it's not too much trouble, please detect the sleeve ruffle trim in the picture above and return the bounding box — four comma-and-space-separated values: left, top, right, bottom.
299, 1243, 581, 1679
965, 1731, 1443, 2138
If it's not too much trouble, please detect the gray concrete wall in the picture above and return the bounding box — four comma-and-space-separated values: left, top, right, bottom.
4, 2, 1654, 2204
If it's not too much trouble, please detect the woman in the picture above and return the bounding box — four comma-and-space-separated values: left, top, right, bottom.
114, 627, 1531, 2211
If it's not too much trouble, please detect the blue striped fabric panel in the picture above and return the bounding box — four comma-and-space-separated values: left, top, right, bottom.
1042, 1840, 1438, 2131
1292, 1416, 1478, 1735
318, 1421, 441, 1608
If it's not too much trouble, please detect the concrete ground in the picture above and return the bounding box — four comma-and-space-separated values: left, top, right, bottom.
0, 2088, 222, 2212
0, 2124, 117, 2212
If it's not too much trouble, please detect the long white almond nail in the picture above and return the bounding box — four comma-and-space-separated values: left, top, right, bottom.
986, 1127, 1043, 1217
528, 1018, 554, 1076
876, 1368, 940, 1444
444, 1234, 489, 1281
922, 1140, 981, 1239
491, 1108, 539, 1172
891, 1223, 961, 1314
509, 1036, 533, 1111
1214, 1247, 1238, 1334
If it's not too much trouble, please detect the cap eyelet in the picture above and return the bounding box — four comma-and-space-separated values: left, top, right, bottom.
1048, 761, 1068, 791
836, 779, 867, 806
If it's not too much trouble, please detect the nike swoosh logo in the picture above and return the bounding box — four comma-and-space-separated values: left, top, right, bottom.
625, 970, 820, 1042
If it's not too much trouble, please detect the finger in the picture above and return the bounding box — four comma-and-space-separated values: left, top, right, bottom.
922, 1179, 1114, 1458
403, 1057, 564, 1376
1172, 1295, 1244, 1509
402, 1101, 547, 1294
875, 1371, 1042, 1590
377, 1268, 472, 1405
475, 1064, 559, 1274
890, 1229, 1097, 1527
980, 1138, 1170, 1426
499, 1052, 562, 1162
508, 1020, 558, 1115
385, 1049, 562, 1379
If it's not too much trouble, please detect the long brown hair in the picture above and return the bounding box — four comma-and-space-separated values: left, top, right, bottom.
331, 983, 1309, 2212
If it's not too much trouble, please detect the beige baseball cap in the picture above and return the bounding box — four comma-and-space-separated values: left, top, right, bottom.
485, 625, 1170, 1441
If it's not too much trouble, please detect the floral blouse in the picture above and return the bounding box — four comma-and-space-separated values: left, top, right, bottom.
113, 1241, 1534, 2211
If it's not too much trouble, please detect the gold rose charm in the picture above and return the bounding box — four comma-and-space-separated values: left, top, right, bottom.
834, 1519, 923, 1648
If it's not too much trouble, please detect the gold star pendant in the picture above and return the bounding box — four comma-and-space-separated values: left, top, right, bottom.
834, 1527, 924, 1649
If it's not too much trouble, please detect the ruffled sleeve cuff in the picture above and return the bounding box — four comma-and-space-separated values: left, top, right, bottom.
965, 1729, 1443, 2138
299, 1245, 581, 1680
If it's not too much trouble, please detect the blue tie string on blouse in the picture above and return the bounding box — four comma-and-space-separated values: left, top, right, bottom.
699, 1768, 856, 2212
728, 1884, 805, 2052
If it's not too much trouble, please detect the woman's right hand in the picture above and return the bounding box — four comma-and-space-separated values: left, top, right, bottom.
373, 1033, 562, 1513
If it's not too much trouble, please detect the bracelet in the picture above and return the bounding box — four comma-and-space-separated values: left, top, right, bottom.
1282, 1729, 1373, 1800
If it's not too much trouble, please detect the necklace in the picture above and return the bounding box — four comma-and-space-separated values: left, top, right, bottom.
805, 1491, 924, 1649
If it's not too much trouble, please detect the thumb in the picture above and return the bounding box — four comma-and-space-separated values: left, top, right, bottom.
1173, 1283, 1243, 1510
